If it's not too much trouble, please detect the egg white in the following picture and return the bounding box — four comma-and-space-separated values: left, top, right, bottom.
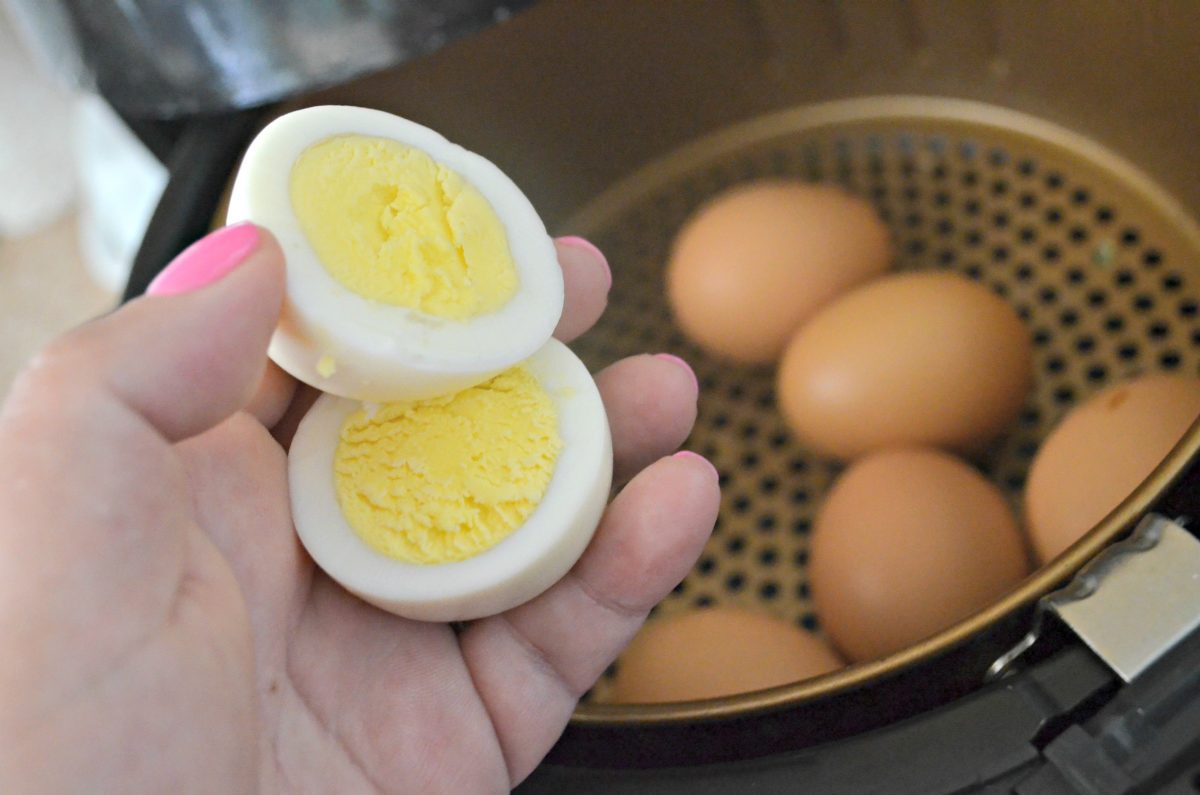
226, 105, 564, 402
288, 338, 613, 622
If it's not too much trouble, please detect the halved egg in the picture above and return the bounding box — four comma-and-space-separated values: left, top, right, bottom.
288, 339, 613, 622
226, 104, 564, 402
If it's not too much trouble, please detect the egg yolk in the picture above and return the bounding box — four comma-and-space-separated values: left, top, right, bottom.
333, 366, 562, 564
289, 134, 519, 320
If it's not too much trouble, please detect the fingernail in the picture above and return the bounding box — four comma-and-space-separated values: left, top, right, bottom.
654, 353, 699, 392
673, 450, 719, 480
557, 236, 612, 291
147, 222, 261, 296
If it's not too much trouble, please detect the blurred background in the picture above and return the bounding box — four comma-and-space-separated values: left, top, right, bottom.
0, 6, 131, 394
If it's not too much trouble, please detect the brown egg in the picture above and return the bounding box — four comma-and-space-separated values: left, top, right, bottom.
811, 448, 1029, 662
609, 607, 844, 703
666, 182, 892, 364
1025, 375, 1200, 564
778, 271, 1033, 460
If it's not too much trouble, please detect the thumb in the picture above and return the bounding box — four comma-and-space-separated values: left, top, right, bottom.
36, 222, 284, 442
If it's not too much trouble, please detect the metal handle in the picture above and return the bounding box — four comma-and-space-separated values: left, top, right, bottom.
988, 514, 1200, 683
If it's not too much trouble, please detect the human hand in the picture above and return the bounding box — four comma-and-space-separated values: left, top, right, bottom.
0, 225, 719, 794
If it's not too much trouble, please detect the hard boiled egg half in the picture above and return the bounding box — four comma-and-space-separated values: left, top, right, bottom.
230, 105, 613, 621
227, 104, 564, 402
290, 339, 612, 622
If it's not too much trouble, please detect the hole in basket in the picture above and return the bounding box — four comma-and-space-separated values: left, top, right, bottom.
1016, 264, 1034, 281
732, 495, 751, 513
1134, 295, 1155, 312
725, 573, 745, 592
693, 595, 714, 608
1046, 356, 1066, 373
794, 549, 809, 566
697, 556, 716, 575
1044, 208, 1063, 225
1019, 226, 1037, 244
1059, 309, 1079, 327
1095, 206, 1114, 224
1121, 228, 1141, 246
1071, 188, 1090, 206
1105, 315, 1125, 332
759, 582, 780, 601
964, 199, 981, 216
1054, 385, 1075, 404
792, 519, 811, 536
1115, 270, 1135, 288
1069, 226, 1088, 243
936, 218, 954, 235
758, 515, 777, 532
1032, 328, 1052, 346
759, 547, 778, 566
1087, 290, 1107, 307
795, 582, 811, 599
1144, 249, 1163, 267
1180, 299, 1198, 318
992, 211, 1010, 228
991, 180, 1009, 197
1161, 351, 1182, 370
1019, 191, 1037, 209
1017, 159, 1036, 176
1087, 364, 1108, 382
1075, 336, 1095, 354
1118, 342, 1140, 360
1149, 321, 1170, 339
760, 476, 779, 494
1045, 172, 1063, 190
726, 536, 745, 555
1164, 273, 1184, 292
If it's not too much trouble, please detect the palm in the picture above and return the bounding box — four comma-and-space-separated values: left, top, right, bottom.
180, 411, 506, 792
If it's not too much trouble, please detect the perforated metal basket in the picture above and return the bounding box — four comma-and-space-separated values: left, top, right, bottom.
560, 96, 1200, 711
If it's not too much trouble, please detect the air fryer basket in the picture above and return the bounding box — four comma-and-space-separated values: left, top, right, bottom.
561, 96, 1200, 713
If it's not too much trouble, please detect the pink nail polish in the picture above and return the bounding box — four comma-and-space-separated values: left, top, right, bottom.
557, 236, 612, 290
147, 222, 261, 296
673, 450, 719, 479
654, 353, 699, 392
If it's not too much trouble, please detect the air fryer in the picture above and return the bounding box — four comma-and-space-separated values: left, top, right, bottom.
70, 1, 1200, 791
